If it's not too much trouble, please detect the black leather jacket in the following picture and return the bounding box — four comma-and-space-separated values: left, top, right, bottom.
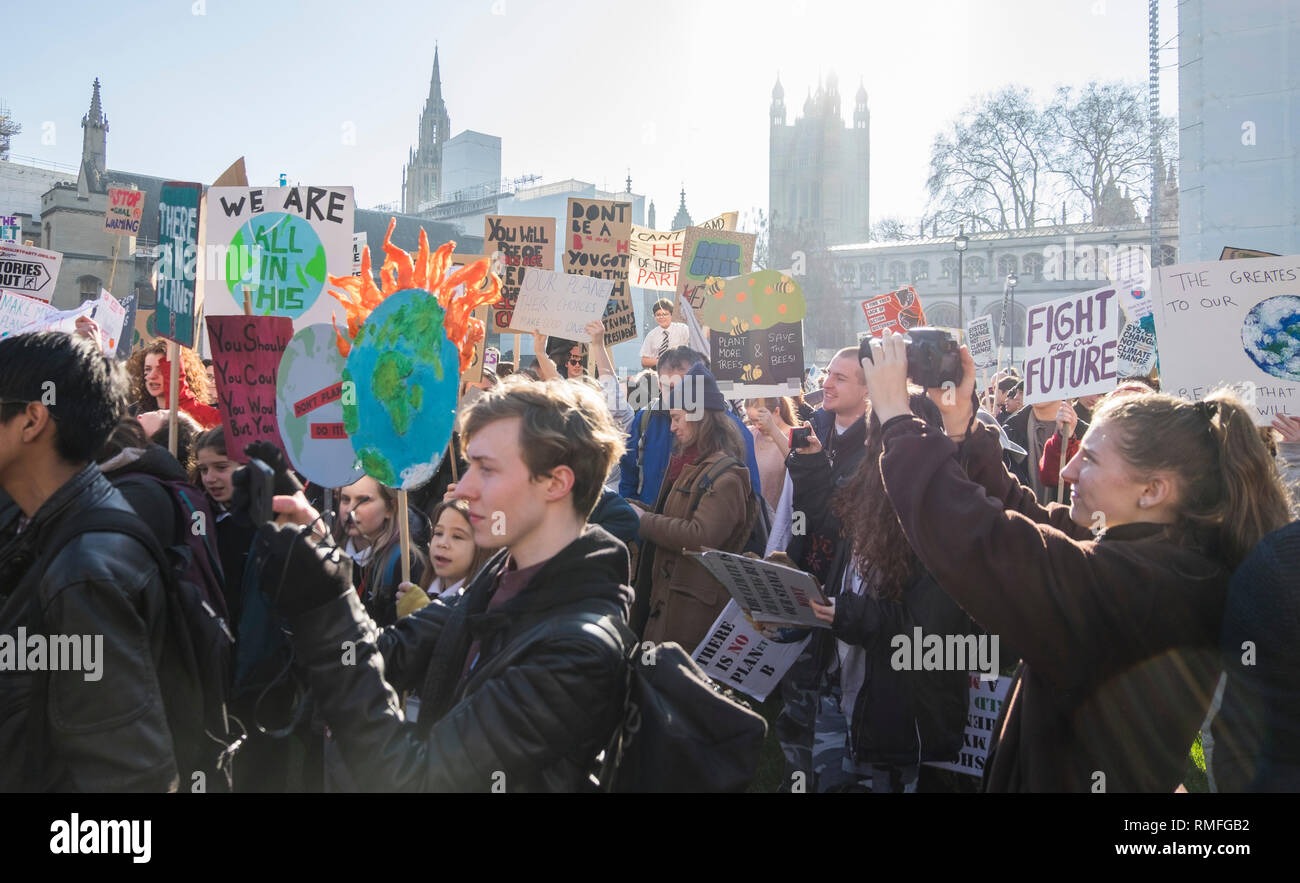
286, 525, 634, 792
0, 465, 177, 791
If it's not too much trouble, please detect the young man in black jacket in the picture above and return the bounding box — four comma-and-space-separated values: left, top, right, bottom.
0, 332, 177, 791
258, 376, 635, 791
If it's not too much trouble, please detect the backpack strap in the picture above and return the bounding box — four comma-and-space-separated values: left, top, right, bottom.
635, 408, 653, 498
23, 507, 176, 791
684, 455, 744, 520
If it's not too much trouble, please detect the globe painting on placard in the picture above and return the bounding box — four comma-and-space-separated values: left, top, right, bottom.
326, 217, 502, 491
1241, 295, 1300, 382
276, 323, 365, 489
226, 213, 327, 320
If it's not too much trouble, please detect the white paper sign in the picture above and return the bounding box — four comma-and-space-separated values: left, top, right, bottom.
198, 185, 355, 333
352, 232, 366, 276
0, 242, 64, 304
628, 212, 736, 292
923, 675, 1011, 777
511, 268, 614, 340
1153, 255, 1300, 425
1116, 323, 1157, 377
691, 600, 811, 702
966, 315, 995, 368
10, 290, 124, 352
1022, 286, 1121, 405
685, 549, 829, 629
0, 291, 53, 338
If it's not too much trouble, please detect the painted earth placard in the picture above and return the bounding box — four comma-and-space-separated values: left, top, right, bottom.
199, 186, 355, 332
343, 288, 460, 490
277, 323, 364, 488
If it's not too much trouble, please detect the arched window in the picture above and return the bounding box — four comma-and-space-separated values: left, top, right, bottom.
860, 263, 876, 285
888, 261, 906, 285
925, 301, 958, 329
987, 302, 1028, 352
910, 259, 929, 282
965, 257, 986, 281
1159, 244, 1177, 266
1023, 253, 1044, 281
838, 262, 857, 286
940, 257, 956, 280
136, 279, 156, 308
997, 254, 1018, 279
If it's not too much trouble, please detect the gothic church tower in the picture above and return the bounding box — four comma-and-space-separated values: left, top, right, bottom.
402, 47, 451, 214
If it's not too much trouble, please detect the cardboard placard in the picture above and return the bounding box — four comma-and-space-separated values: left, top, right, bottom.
563, 198, 635, 344
104, 187, 145, 236
206, 314, 295, 462
1022, 286, 1121, 405
966, 315, 995, 368
484, 215, 556, 333
1153, 255, 1300, 425
511, 268, 615, 341
1220, 246, 1279, 261
697, 268, 805, 336
685, 549, 829, 629
114, 294, 138, 360
352, 232, 367, 276
199, 186, 355, 332
0, 242, 63, 303
710, 322, 804, 397
276, 323, 364, 487
861, 285, 927, 336
691, 600, 811, 702
1116, 322, 1157, 377
675, 227, 755, 321
628, 211, 736, 293
155, 182, 204, 347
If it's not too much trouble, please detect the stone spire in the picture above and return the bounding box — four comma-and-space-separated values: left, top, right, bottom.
78, 78, 109, 197
403, 47, 452, 213
672, 187, 692, 229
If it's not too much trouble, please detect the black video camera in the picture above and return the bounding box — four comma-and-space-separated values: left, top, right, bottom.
859, 327, 963, 389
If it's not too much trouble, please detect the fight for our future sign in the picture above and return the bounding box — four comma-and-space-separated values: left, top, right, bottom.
1022, 287, 1120, 404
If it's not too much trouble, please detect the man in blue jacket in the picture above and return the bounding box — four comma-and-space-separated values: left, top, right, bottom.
618, 346, 761, 519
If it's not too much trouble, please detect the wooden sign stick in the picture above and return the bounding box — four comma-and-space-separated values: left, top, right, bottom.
1057, 428, 1068, 502
167, 339, 180, 458
397, 490, 411, 585
107, 238, 121, 296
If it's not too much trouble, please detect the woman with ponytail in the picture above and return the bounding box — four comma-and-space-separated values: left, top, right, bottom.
861, 333, 1291, 792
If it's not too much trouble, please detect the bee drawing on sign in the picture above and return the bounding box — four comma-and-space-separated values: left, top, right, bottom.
741, 363, 763, 382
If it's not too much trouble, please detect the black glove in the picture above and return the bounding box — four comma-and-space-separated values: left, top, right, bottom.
244, 440, 303, 496
255, 521, 353, 618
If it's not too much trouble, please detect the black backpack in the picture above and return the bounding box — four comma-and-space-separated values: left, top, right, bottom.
26, 508, 240, 791
590, 617, 768, 792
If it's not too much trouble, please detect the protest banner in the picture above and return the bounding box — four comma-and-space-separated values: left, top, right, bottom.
692, 600, 811, 702
1152, 254, 1300, 425
343, 288, 461, 490
861, 285, 927, 336
1, 213, 19, 243
710, 322, 804, 397
563, 198, 635, 344
966, 314, 995, 369
1116, 322, 1157, 377
1220, 246, 1279, 261
0, 242, 63, 303
276, 322, 364, 487
676, 227, 755, 322
155, 182, 203, 347
1022, 286, 1121, 405
198, 185, 355, 332
5, 290, 126, 353
206, 314, 295, 462
923, 675, 1012, 778
114, 294, 138, 360
132, 306, 158, 353
104, 187, 145, 236
352, 232, 367, 276
628, 211, 736, 293
461, 306, 490, 384
697, 268, 805, 336
685, 549, 829, 629
0, 291, 52, 338
484, 215, 556, 332
511, 268, 614, 341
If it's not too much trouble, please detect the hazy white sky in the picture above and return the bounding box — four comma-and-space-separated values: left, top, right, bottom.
8, 0, 1180, 236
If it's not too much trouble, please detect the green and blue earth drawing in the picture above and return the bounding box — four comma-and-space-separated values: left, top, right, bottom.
343, 289, 459, 489
226, 212, 327, 320
1242, 295, 1300, 382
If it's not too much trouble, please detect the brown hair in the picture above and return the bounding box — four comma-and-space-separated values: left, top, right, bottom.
832, 394, 943, 599
832, 346, 866, 384
127, 339, 211, 409
460, 375, 625, 517
674, 408, 748, 465
96, 416, 150, 464
330, 476, 430, 596
745, 397, 795, 426
419, 499, 494, 591
1093, 388, 1293, 568
189, 426, 228, 487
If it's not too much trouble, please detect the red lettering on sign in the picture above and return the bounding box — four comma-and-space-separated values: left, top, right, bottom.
294, 381, 344, 417
310, 423, 348, 439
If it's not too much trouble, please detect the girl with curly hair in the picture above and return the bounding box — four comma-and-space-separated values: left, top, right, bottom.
126, 339, 220, 428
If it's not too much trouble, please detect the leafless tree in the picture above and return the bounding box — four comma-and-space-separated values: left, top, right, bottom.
869, 216, 918, 242
740, 206, 769, 270
926, 86, 1052, 233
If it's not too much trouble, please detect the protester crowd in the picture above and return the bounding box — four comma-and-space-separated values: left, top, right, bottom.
1, 309, 1298, 794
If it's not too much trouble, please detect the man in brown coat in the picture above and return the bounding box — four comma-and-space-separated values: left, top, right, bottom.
634, 365, 754, 651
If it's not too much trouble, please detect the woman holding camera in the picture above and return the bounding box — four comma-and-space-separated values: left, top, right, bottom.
861, 332, 1292, 791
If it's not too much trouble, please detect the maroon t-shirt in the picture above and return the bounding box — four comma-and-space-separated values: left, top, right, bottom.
459, 556, 547, 680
